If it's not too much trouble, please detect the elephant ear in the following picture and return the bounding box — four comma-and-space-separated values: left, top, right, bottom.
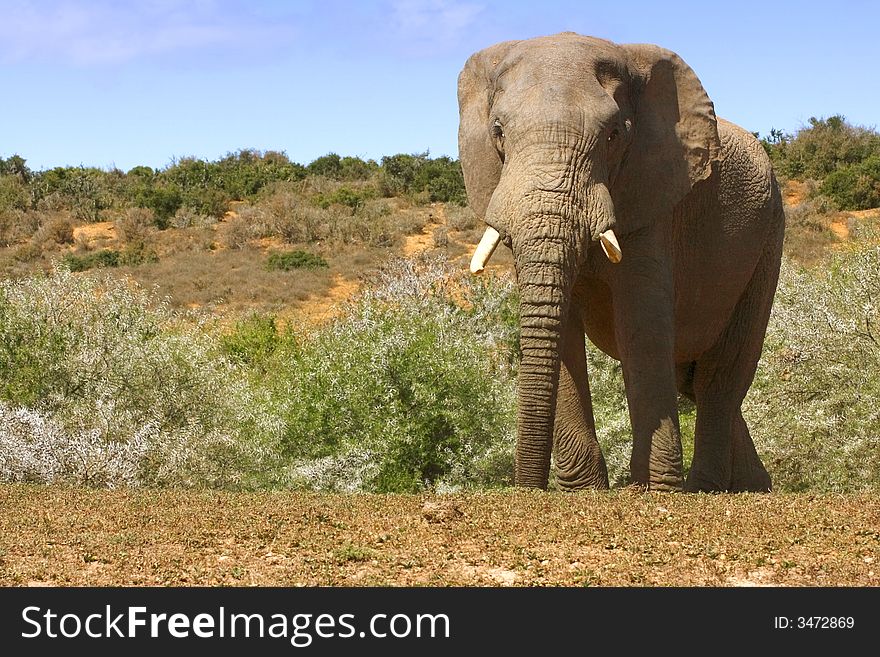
457, 40, 519, 220
614, 44, 722, 228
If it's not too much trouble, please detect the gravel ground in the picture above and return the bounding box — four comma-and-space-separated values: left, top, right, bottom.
1, 485, 877, 586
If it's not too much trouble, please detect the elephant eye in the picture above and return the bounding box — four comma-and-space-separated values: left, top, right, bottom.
607, 128, 620, 143
492, 119, 504, 139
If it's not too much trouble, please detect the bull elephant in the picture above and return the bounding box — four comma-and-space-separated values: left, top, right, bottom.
459, 32, 784, 492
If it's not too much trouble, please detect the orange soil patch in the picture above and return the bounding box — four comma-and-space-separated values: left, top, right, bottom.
783, 180, 808, 207
402, 204, 447, 257
72, 221, 117, 247
830, 217, 850, 240
289, 273, 361, 326
846, 208, 880, 221
832, 208, 880, 243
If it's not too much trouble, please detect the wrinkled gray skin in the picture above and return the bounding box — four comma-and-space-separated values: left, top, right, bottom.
458, 33, 784, 492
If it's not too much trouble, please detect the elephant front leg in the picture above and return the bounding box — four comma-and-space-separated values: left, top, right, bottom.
612, 258, 684, 491
553, 312, 609, 490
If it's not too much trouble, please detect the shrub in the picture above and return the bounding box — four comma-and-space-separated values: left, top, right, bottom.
266, 250, 328, 271
277, 254, 518, 492
34, 213, 75, 245
31, 166, 114, 223
0, 268, 282, 488
213, 149, 306, 199
378, 153, 467, 204
0, 175, 30, 212
0, 154, 32, 182
261, 187, 325, 243
445, 204, 479, 230
0, 209, 41, 246
221, 211, 263, 249
117, 207, 157, 244
768, 115, 880, 181
820, 154, 880, 210
307, 153, 343, 178
135, 184, 183, 229
314, 186, 375, 212
782, 197, 838, 265
744, 244, 880, 491
0, 403, 149, 488
62, 249, 121, 271
220, 313, 293, 368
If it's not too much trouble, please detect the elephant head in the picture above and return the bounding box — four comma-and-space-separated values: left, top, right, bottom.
458, 33, 721, 488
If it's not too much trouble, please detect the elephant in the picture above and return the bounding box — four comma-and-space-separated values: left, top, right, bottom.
459, 32, 784, 492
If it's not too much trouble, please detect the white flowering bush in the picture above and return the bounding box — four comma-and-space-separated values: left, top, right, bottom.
745, 245, 880, 491
278, 254, 518, 492
0, 268, 282, 489
0, 403, 147, 487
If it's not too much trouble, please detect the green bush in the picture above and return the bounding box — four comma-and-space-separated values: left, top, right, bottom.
820, 155, 880, 210
0, 154, 32, 182
61, 244, 157, 272
276, 255, 518, 492
314, 186, 375, 211
135, 184, 183, 228
307, 154, 379, 181
31, 166, 115, 222
379, 153, 467, 204
768, 115, 880, 181
266, 250, 328, 271
220, 313, 293, 368
62, 249, 122, 271
0, 176, 31, 212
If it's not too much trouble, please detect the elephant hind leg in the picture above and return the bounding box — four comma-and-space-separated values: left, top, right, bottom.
686, 229, 781, 493
730, 410, 771, 492
553, 314, 609, 490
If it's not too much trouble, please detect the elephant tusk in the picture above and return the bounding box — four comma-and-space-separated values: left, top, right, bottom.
470, 226, 501, 274
599, 230, 622, 263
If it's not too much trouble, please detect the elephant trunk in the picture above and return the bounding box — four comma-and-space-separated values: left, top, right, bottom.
512, 214, 578, 488
485, 146, 618, 488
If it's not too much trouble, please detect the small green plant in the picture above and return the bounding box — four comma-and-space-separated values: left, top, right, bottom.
266, 250, 328, 271
63, 249, 121, 271
334, 544, 374, 563
220, 313, 292, 367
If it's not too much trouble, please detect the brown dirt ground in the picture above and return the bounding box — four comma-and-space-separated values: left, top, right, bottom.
0, 485, 877, 587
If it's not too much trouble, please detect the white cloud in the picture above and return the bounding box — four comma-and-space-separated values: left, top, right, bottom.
390, 0, 484, 52
0, 0, 292, 65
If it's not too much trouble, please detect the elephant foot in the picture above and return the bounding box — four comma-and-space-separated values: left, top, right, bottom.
555, 473, 610, 491
683, 469, 726, 493
648, 477, 683, 492
729, 464, 772, 493
629, 472, 683, 492
684, 466, 771, 493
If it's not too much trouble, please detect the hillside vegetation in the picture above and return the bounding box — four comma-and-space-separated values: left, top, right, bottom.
1, 116, 880, 496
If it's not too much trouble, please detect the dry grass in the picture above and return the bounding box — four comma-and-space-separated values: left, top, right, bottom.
118, 248, 334, 315
0, 485, 876, 587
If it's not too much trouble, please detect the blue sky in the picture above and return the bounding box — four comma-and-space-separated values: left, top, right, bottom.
1, 0, 877, 171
